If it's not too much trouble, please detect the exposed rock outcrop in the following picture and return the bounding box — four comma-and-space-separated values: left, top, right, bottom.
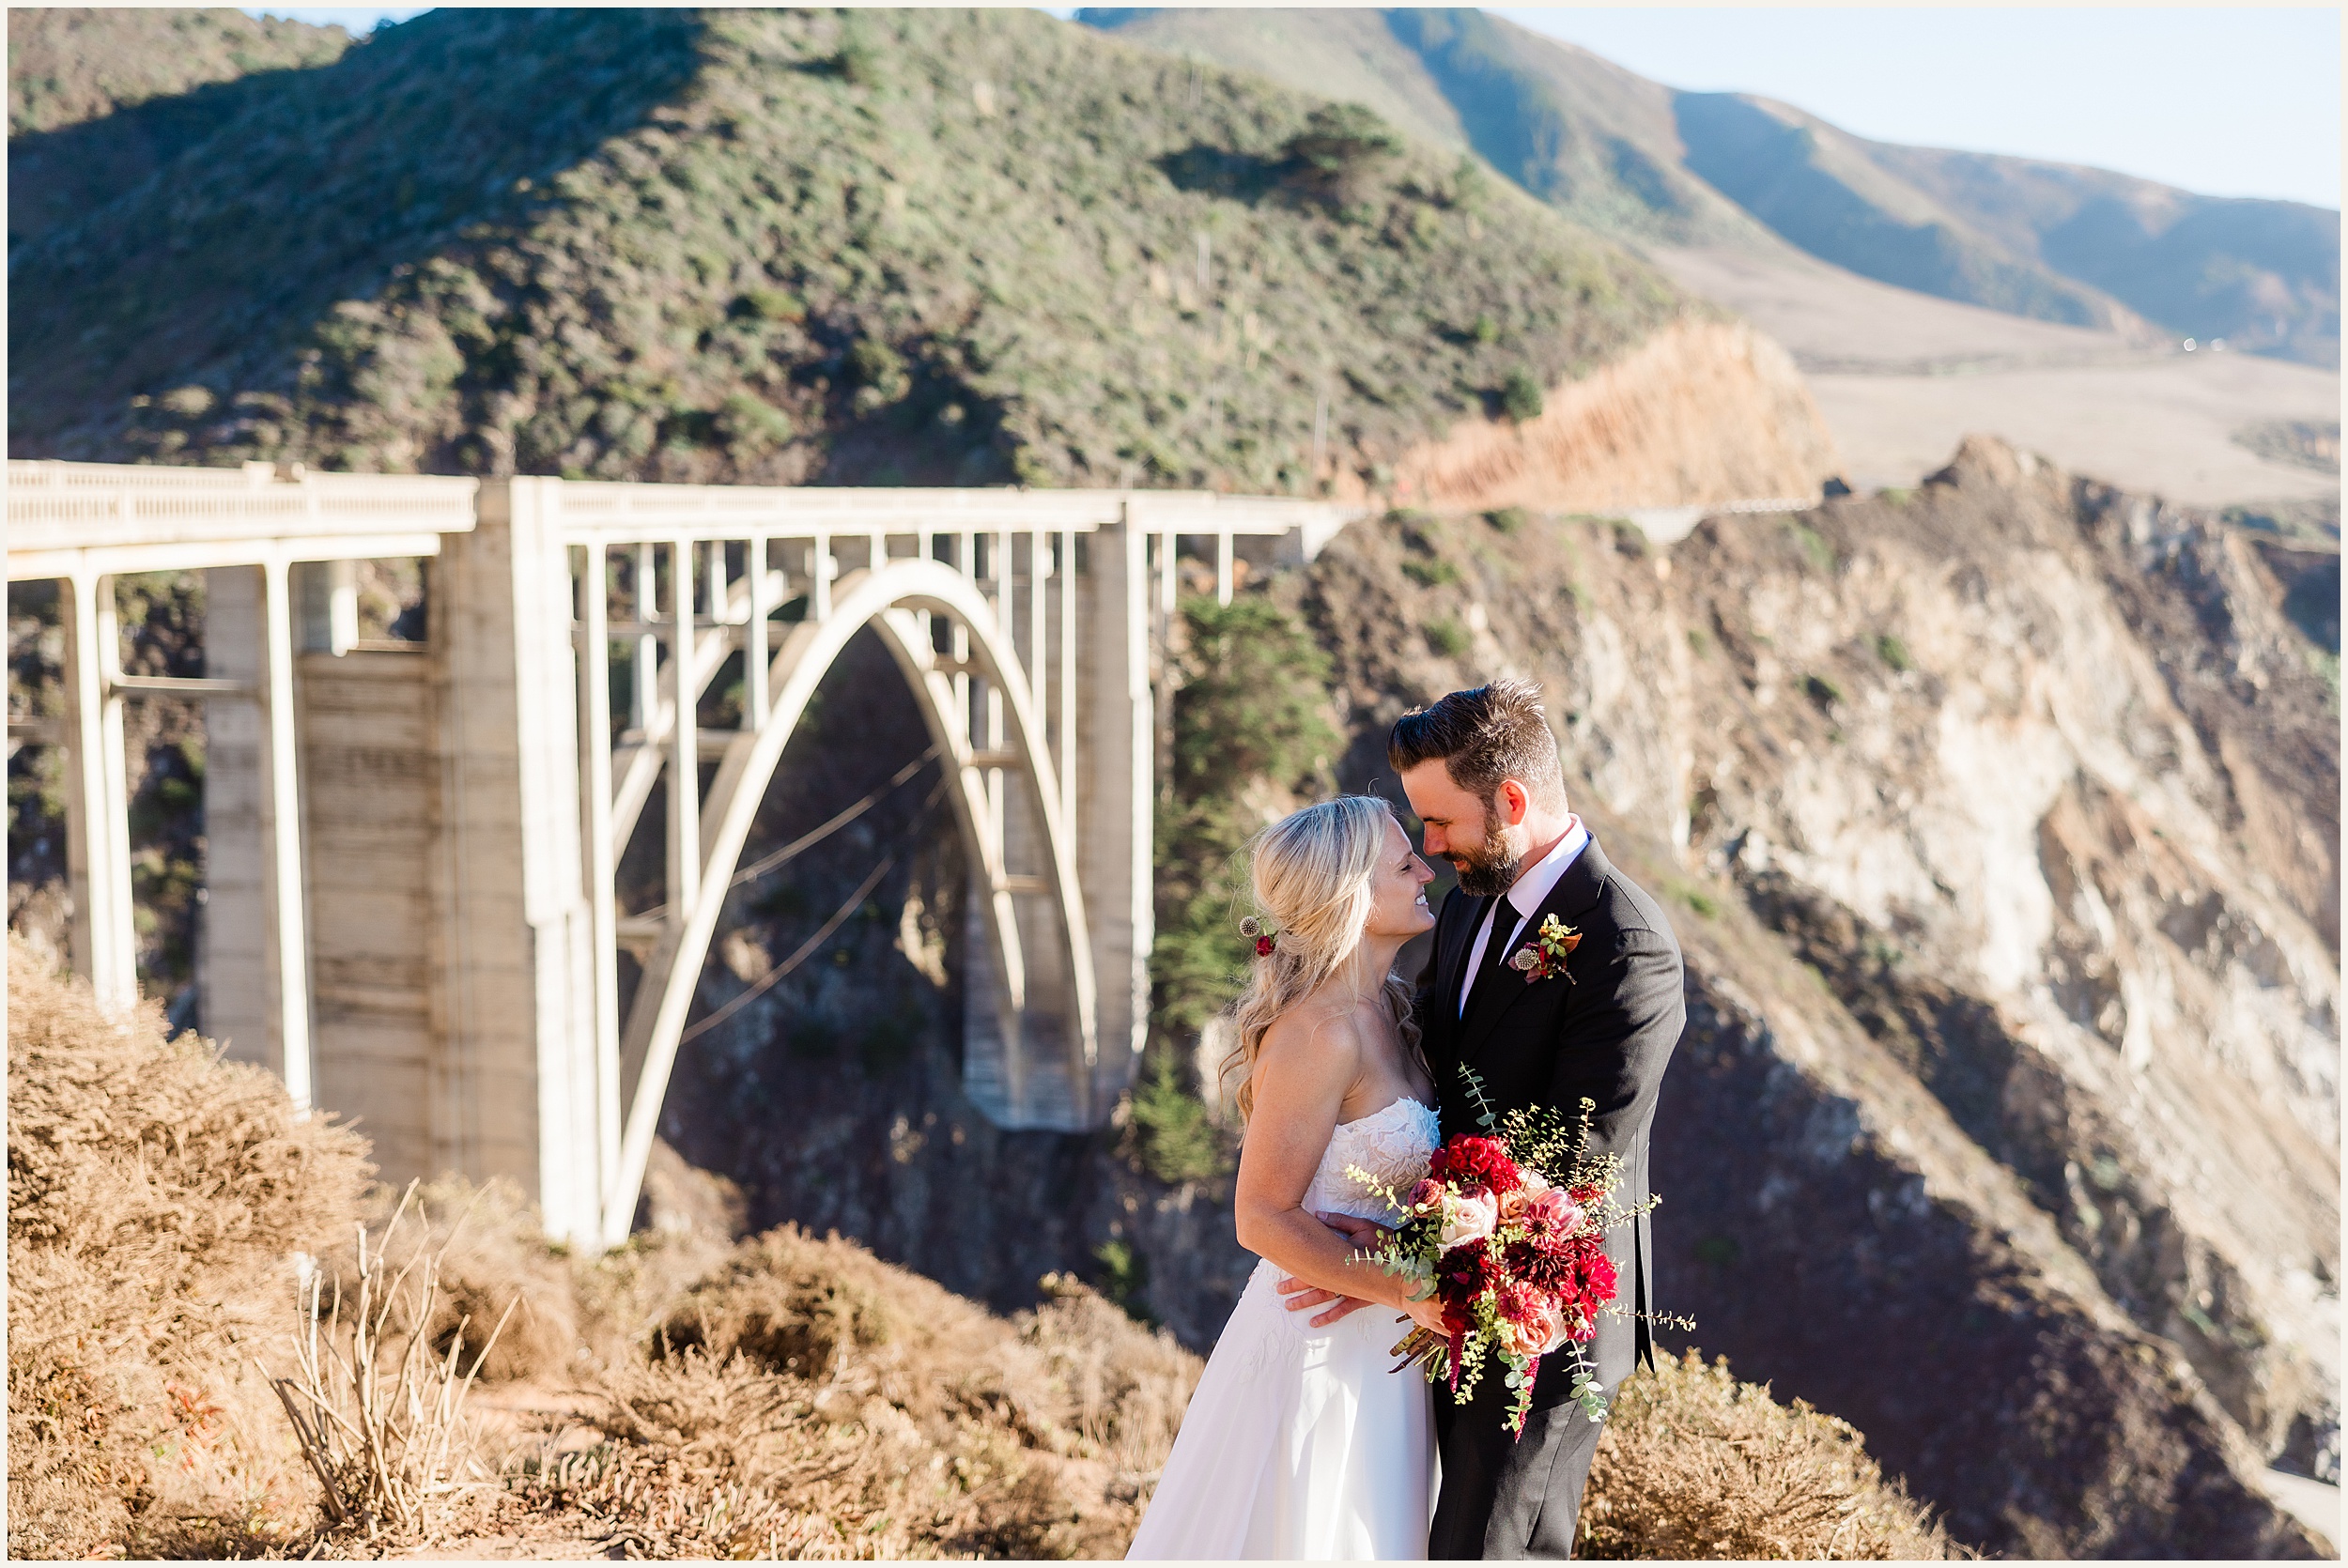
1290, 435, 2337, 1551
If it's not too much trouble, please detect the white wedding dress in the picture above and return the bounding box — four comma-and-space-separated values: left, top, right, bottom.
1127, 1097, 1440, 1560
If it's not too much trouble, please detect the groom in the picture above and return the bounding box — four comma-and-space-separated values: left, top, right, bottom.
1287, 679, 1684, 1558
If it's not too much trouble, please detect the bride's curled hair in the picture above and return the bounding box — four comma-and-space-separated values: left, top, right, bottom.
1221, 795, 1422, 1122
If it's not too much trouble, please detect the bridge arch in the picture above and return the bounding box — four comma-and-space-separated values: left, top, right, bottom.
602, 557, 1095, 1245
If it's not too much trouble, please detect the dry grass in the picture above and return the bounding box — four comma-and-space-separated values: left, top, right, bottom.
348, 1176, 582, 1386
1580, 1349, 1955, 1560
266, 1183, 517, 1543
623, 1226, 1199, 1558
6, 934, 373, 1558
9, 938, 1952, 1560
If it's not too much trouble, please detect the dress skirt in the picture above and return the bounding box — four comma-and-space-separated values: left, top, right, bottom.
1126, 1257, 1437, 1560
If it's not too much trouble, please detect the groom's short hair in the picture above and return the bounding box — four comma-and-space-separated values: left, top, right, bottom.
1387, 679, 1568, 809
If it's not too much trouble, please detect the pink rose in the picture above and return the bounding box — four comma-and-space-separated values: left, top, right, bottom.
1437, 1186, 1500, 1252
1406, 1177, 1446, 1216
1499, 1297, 1571, 1359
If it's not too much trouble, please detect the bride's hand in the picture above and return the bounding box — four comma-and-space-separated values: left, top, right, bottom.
1399, 1290, 1450, 1337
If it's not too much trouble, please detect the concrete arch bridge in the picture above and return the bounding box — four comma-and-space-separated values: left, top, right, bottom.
7, 461, 1352, 1245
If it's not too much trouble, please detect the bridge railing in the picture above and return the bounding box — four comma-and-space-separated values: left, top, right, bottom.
6, 461, 1365, 1244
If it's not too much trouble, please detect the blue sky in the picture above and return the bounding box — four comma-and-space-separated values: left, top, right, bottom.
247, 6, 2339, 208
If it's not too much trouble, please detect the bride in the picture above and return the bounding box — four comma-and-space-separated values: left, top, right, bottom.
1127, 795, 1447, 1560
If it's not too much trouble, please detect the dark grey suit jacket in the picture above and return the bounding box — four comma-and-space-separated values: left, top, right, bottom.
1417, 834, 1684, 1556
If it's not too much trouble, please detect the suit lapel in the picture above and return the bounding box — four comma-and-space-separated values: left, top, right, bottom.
1458, 838, 1614, 1062
1436, 889, 1486, 1012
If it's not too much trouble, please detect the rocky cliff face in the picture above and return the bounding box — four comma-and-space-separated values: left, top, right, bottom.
657, 437, 2333, 1556
1289, 435, 2336, 1552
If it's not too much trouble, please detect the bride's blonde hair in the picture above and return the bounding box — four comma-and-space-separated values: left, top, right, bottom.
1220, 795, 1422, 1122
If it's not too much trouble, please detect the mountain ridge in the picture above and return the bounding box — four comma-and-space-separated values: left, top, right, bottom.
1080, 8, 2340, 366
8, 6, 1834, 505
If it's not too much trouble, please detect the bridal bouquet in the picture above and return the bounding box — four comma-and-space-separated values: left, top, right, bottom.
1348, 1068, 1657, 1437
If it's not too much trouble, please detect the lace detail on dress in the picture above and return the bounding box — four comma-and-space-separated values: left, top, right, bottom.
1303, 1098, 1440, 1225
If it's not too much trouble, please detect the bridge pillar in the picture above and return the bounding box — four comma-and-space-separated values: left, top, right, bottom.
197, 567, 273, 1069
429, 480, 604, 1240
1077, 512, 1153, 1099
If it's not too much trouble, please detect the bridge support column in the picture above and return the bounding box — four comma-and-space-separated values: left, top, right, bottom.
1078, 511, 1153, 1099
433, 480, 604, 1241
200, 567, 271, 1063
58, 573, 136, 1011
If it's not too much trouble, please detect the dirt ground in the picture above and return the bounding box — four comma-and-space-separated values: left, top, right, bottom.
1653, 245, 2340, 508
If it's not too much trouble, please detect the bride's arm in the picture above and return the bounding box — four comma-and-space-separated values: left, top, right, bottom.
1234, 1011, 1446, 1332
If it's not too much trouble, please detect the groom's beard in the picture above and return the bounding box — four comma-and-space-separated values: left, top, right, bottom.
1449, 810, 1521, 897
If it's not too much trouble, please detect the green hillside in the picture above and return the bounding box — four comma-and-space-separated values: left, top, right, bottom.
1082, 8, 2341, 364
6, 6, 348, 136
1087, 7, 1769, 250
7, 8, 1692, 489
8, 7, 353, 251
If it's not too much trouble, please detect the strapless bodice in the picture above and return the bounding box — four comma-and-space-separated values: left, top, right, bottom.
1303, 1097, 1440, 1225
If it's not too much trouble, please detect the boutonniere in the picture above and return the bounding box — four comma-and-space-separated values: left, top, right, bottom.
1506, 914, 1581, 984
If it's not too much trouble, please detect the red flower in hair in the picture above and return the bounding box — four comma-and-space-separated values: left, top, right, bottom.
1256, 935, 1274, 956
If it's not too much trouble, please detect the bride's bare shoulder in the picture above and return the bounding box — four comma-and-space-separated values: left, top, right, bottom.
1256, 997, 1367, 1084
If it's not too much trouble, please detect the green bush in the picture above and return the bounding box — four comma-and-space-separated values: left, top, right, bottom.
1499, 366, 1545, 423
1470, 312, 1500, 346
732, 288, 805, 324
1874, 633, 1912, 672
1401, 557, 1460, 588
715, 392, 795, 456
1803, 673, 1843, 709
1484, 505, 1527, 534
846, 339, 910, 403
1279, 102, 1403, 208
1790, 520, 1835, 574
1151, 595, 1336, 1044
1424, 615, 1470, 657
1667, 882, 1722, 919
1128, 1051, 1230, 1185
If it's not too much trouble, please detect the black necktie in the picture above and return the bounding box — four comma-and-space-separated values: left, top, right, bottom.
1463, 897, 1520, 1014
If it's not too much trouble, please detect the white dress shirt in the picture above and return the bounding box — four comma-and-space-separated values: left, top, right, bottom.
1458, 816, 1588, 1016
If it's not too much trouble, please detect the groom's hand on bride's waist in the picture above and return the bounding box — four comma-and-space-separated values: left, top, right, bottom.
1277, 1212, 1392, 1328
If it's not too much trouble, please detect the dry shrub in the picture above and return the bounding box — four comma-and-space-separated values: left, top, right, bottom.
6, 935, 372, 1557
266, 1184, 517, 1543
336, 1176, 580, 1384
601, 1224, 1203, 1557
1580, 1349, 1954, 1560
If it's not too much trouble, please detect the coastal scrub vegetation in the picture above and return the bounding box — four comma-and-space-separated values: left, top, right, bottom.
11, 8, 1689, 490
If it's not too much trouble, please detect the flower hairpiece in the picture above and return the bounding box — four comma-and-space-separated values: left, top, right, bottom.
1239, 915, 1276, 957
